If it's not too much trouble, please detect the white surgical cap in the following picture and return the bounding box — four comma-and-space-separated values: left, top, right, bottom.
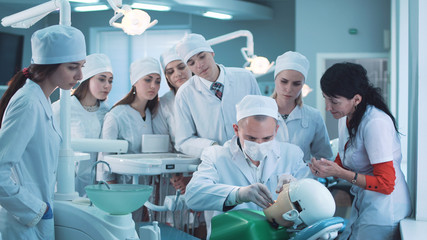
274, 51, 310, 80
81, 53, 113, 82
175, 33, 214, 63
160, 47, 182, 70
31, 25, 86, 64
130, 57, 161, 86
236, 95, 279, 122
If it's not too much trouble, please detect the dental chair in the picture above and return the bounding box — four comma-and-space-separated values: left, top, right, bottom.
211, 210, 343, 240
211, 179, 344, 240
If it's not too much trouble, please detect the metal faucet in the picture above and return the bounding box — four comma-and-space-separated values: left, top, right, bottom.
91, 160, 112, 185
97, 180, 111, 190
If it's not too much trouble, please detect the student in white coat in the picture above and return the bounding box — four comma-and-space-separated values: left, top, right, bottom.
0, 25, 86, 240
174, 33, 261, 157
153, 47, 192, 153
52, 53, 113, 196
153, 47, 193, 194
100, 57, 161, 182
185, 95, 307, 237
272, 51, 332, 177
309, 62, 411, 240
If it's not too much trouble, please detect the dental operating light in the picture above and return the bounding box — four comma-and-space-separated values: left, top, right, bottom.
302, 84, 313, 98
245, 56, 274, 75
207, 30, 274, 75
107, 0, 158, 35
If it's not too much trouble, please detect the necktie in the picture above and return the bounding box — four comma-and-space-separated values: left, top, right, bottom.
210, 82, 224, 100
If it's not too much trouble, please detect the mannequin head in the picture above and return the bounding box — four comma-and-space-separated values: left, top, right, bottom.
264, 178, 336, 227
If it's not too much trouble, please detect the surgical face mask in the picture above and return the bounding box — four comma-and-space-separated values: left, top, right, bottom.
243, 140, 275, 162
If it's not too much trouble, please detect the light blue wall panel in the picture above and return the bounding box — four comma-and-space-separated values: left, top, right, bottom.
296, 0, 391, 106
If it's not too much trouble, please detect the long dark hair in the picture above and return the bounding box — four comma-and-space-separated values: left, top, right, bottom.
320, 62, 398, 142
165, 76, 177, 94
72, 77, 107, 102
72, 78, 90, 101
112, 85, 158, 115
0, 64, 60, 127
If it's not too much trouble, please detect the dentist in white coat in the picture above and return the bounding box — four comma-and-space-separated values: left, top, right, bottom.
52, 53, 113, 196
0, 25, 86, 239
185, 95, 307, 238
174, 33, 261, 157
272, 51, 332, 176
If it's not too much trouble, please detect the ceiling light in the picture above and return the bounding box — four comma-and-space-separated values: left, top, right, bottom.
74, 5, 109, 12
69, 0, 99, 3
131, 3, 171, 12
203, 11, 232, 20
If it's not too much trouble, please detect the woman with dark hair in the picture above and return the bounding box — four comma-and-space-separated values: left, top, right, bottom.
52, 53, 113, 196
309, 62, 411, 239
99, 57, 161, 182
0, 25, 86, 239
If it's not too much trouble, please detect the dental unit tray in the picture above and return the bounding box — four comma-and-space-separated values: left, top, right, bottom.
103, 153, 200, 175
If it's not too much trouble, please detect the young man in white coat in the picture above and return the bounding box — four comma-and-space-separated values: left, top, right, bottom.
174, 33, 261, 157
185, 95, 307, 238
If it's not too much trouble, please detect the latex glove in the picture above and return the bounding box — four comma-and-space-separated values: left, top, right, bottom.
276, 174, 297, 193
237, 183, 274, 209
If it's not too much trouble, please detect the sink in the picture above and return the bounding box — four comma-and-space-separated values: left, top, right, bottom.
85, 184, 153, 215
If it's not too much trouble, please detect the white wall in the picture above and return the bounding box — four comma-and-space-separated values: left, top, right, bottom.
407, 0, 427, 221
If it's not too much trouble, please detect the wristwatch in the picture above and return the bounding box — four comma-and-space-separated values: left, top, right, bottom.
351, 172, 358, 184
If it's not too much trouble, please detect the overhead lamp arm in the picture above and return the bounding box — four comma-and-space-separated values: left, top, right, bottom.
1, 0, 71, 28
207, 30, 274, 75
207, 30, 254, 59
106, 0, 122, 12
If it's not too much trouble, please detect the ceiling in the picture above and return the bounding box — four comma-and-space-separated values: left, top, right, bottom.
0, 0, 276, 20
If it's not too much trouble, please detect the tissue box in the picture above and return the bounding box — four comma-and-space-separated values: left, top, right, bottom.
141, 134, 169, 153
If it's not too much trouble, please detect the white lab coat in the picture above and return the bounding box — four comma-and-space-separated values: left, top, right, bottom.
153, 91, 176, 152
276, 104, 333, 177
0, 80, 61, 239
174, 65, 261, 157
99, 104, 153, 181
338, 106, 411, 240
52, 96, 109, 196
185, 136, 307, 236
